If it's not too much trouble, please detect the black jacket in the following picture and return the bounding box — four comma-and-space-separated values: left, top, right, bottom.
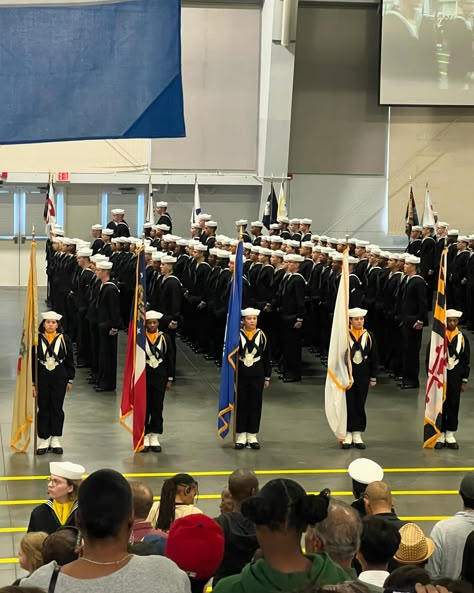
28, 500, 78, 534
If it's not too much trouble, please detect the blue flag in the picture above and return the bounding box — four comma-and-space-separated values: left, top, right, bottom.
262, 183, 278, 229
217, 241, 244, 440
0, 0, 185, 144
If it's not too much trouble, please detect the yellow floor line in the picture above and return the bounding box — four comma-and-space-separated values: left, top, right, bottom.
0, 558, 18, 564
0, 467, 472, 481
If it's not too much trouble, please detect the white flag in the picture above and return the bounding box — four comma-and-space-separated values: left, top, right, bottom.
421, 183, 436, 227
277, 181, 287, 219
325, 249, 353, 439
145, 176, 154, 224
191, 176, 201, 224
45, 177, 56, 227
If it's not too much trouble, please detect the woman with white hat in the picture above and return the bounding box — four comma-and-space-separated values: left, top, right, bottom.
235, 308, 271, 450
341, 308, 378, 450
34, 312, 75, 455
27, 461, 84, 534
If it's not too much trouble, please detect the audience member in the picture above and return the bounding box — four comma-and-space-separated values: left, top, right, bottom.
147, 473, 203, 532
393, 523, 435, 568
348, 459, 384, 518
426, 472, 474, 579
129, 481, 167, 541
127, 541, 157, 556
357, 517, 401, 588
142, 533, 167, 556
20, 469, 191, 593
41, 526, 80, 566
166, 514, 225, 593
432, 579, 474, 593
214, 480, 348, 592
1, 588, 46, 593
461, 530, 474, 586
296, 583, 371, 593
219, 487, 234, 515
383, 565, 431, 590
214, 469, 259, 584
363, 482, 404, 530
17, 532, 48, 576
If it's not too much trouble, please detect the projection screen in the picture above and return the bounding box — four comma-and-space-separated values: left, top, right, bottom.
380, 0, 474, 106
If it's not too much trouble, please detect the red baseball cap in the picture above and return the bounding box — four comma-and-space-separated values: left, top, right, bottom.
165, 514, 225, 580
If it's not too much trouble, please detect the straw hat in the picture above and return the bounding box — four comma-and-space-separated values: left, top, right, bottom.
394, 523, 435, 564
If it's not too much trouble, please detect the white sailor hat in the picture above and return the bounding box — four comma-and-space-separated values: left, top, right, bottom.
191, 222, 201, 229
379, 251, 391, 259
145, 246, 157, 254
177, 239, 189, 247
332, 252, 343, 262
91, 224, 103, 230
348, 238, 358, 245
423, 224, 435, 229
446, 309, 463, 318
251, 221, 264, 228
111, 208, 125, 215
52, 238, 61, 243
167, 235, 181, 242
411, 225, 422, 232
260, 235, 271, 243
193, 244, 208, 252
469, 235, 474, 241
50, 462, 85, 481
61, 238, 72, 245
77, 248, 93, 257
92, 254, 108, 263
156, 224, 170, 231
53, 229, 65, 237
320, 247, 333, 254
371, 247, 381, 256
311, 235, 321, 241
216, 249, 230, 258
448, 229, 459, 236
278, 217, 289, 224
313, 245, 322, 252
133, 239, 143, 248
102, 228, 114, 236
229, 254, 245, 264
111, 238, 119, 244
349, 307, 368, 317
457, 235, 469, 243
337, 238, 347, 245
236, 219, 248, 226
329, 238, 338, 244
437, 221, 449, 229
198, 213, 211, 221
319, 235, 329, 242
206, 221, 218, 228
230, 239, 239, 247
301, 241, 313, 249
301, 218, 312, 225
348, 256, 359, 264
259, 247, 272, 256
287, 239, 301, 248
270, 236, 283, 243
286, 254, 304, 262
251, 246, 261, 253
355, 240, 369, 247
161, 255, 177, 264
273, 250, 286, 258
156, 201, 168, 208
367, 244, 380, 252
348, 458, 384, 485
388, 253, 400, 261
405, 254, 420, 264
41, 311, 62, 321
243, 243, 253, 250
96, 261, 113, 270
270, 223, 280, 230
146, 310, 163, 320
290, 218, 301, 225
241, 307, 260, 317
151, 251, 163, 261
220, 238, 231, 246
398, 253, 407, 261
143, 222, 153, 229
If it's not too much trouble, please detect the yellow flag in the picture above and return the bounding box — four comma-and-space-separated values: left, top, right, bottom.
10, 241, 38, 453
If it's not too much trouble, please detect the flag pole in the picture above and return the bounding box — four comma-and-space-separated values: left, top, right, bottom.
32, 225, 39, 456
232, 229, 244, 448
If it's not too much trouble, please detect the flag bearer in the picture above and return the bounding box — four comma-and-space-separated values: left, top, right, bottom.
341, 308, 377, 451
142, 311, 175, 454
33, 312, 75, 456
434, 309, 470, 450
235, 308, 271, 451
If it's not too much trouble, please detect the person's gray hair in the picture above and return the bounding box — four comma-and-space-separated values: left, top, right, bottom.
309, 499, 362, 564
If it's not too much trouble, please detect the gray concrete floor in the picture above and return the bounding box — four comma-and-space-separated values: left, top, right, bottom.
0, 287, 473, 583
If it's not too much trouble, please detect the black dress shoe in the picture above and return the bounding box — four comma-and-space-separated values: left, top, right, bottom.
151, 445, 162, 453
204, 354, 214, 361
341, 443, 352, 450
215, 361, 222, 368
447, 442, 459, 450
36, 448, 48, 456
95, 386, 115, 392
354, 442, 366, 450
434, 441, 445, 449
51, 447, 63, 455
141, 446, 150, 453
283, 377, 301, 383
249, 442, 260, 450
234, 443, 245, 450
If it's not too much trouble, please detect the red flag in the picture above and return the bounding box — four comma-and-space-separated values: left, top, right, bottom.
120, 248, 147, 452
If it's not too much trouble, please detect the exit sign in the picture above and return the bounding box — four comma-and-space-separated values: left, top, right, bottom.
56, 172, 70, 182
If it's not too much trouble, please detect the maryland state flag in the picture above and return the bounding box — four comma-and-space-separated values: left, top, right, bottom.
10, 241, 38, 452
405, 183, 419, 237
423, 248, 448, 448
218, 241, 244, 439
120, 247, 147, 452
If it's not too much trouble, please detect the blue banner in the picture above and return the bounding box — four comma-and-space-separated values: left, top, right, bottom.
217, 241, 243, 440
0, 0, 185, 144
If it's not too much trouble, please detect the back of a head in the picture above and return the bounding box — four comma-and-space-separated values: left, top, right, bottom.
461, 530, 474, 585
42, 528, 79, 566
365, 481, 392, 511
360, 516, 401, 566
19, 532, 48, 573
0, 588, 47, 593
384, 565, 431, 590
228, 468, 259, 504
157, 473, 197, 532
433, 579, 474, 593
241, 479, 329, 532
77, 469, 132, 539
129, 481, 154, 520
310, 499, 362, 564
460, 473, 474, 510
